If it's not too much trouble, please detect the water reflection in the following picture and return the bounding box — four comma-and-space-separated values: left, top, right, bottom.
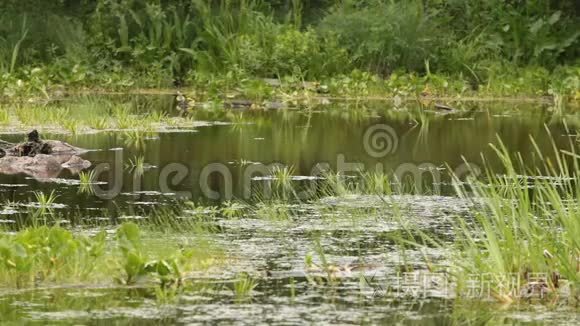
0, 100, 577, 214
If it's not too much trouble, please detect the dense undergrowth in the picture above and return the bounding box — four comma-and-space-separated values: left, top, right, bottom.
0, 0, 578, 100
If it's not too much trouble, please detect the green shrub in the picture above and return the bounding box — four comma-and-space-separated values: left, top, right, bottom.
271, 28, 349, 78
432, 0, 579, 67
319, 0, 440, 74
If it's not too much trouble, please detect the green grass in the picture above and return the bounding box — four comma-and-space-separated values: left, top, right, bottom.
126, 155, 146, 175
78, 170, 96, 194
0, 107, 9, 125
0, 96, 211, 133
253, 201, 291, 221
63, 119, 80, 135
33, 190, 58, 211
231, 272, 258, 302
445, 135, 580, 304
362, 132, 580, 305
88, 116, 110, 130
272, 165, 296, 199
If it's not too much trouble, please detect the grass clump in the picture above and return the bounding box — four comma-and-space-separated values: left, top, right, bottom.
32, 190, 59, 216
78, 170, 96, 194
376, 132, 580, 306
231, 272, 258, 302
0, 107, 10, 125
126, 155, 146, 175
447, 136, 580, 304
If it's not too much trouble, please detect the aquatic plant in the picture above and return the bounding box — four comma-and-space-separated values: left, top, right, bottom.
359, 170, 393, 195
88, 116, 110, 130
148, 110, 169, 124
126, 155, 146, 176
78, 170, 96, 194
304, 239, 342, 287
116, 114, 134, 130
253, 201, 291, 221
232, 272, 258, 302
272, 165, 296, 199
447, 136, 580, 304
320, 171, 351, 197
63, 119, 80, 135
115, 223, 172, 286
0, 226, 106, 288
32, 190, 59, 216
220, 201, 246, 219
0, 210, 224, 293
114, 222, 223, 293
386, 132, 580, 305
122, 130, 147, 149
0, 108, 9, 125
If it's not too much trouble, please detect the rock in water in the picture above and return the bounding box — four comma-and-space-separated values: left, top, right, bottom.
0, 131, 90, 180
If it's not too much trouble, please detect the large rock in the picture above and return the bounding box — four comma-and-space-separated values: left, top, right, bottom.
0, 133, 90, 180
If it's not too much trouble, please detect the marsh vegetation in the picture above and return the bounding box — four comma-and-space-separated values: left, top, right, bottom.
0, 0, 578, 102
0, 0, 579, 324
0, 98, 578, 323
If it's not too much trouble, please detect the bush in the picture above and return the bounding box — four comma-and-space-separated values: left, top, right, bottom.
271, 28, 349, 78
319, 0, 440, 74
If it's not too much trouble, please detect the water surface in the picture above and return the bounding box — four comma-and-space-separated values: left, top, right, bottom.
0, 98, 578, 324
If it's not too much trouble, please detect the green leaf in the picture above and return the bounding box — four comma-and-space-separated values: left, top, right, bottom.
529, 18, 544, 34
548, 11, 561, 25
118, 15, 129, 49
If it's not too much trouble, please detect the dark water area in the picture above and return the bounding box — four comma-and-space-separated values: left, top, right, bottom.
0, 100, 577, 218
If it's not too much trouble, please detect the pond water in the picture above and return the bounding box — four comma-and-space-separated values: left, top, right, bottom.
0, 99, 575, 215
0, 97, 578, 324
